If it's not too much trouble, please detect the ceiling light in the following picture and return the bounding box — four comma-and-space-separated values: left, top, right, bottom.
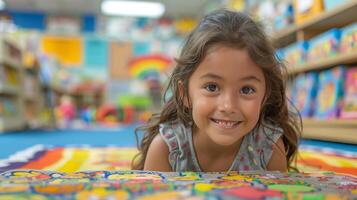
101, 0, 165, 18
0, 0, 5, 10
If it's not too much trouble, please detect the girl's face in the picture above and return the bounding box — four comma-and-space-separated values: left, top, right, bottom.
187, 46, 266, 146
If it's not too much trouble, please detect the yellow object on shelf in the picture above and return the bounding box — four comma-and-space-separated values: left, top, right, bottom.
174, 18, 197, 35
41, 35, 82, 66
294, 0, 324, 25
227, 0, 245, 11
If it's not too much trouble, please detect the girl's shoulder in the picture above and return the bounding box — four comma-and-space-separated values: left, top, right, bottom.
158, 119, 196, 171
159, 119, 191, 151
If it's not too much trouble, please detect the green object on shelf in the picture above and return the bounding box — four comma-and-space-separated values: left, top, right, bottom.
117, 95, 152, 108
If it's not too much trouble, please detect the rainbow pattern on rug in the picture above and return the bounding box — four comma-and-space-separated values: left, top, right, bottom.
1, 144, 356, 176
128, 54, 173, 80
0, 145, 137, 173
0, 170, 356, 199
297, 144, 357, 176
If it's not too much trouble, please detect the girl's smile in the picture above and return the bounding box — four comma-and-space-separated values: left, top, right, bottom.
210, 118, 243, 129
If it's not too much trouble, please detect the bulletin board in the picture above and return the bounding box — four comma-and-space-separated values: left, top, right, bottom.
41, 35, 82, 66
109, 42, 132, 79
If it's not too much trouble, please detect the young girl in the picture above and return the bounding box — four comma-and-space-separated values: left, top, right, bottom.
132, 9, 301, 172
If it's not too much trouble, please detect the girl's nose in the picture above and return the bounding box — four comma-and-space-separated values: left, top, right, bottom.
219, 93, 238, 113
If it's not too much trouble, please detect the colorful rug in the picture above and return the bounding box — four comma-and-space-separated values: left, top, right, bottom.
0, 170, 356, 199
1, 144, 356, 176
0, 145, 137, 173
297, 144, 357, 176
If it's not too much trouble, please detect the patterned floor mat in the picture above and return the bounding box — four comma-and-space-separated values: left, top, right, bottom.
0, 145, 137, 173
297, 144, 357, 176
0, 170, 356, 199
1, 144, 356, 175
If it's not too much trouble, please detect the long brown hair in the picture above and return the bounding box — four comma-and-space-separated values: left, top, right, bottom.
131, 9, 301, 171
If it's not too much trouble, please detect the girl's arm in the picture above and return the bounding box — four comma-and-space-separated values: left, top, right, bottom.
143, 134, 172, 171
266, 137, 287, 172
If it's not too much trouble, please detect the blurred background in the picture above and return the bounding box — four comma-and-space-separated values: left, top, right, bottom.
0, 0, 356, 174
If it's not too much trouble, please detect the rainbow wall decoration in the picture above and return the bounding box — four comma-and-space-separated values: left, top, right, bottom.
128, 54, 173, 80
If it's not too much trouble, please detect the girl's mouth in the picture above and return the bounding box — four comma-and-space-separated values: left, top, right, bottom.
211, 118, 242, 129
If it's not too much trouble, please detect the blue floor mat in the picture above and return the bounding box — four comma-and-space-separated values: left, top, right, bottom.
0, 124, 142, 160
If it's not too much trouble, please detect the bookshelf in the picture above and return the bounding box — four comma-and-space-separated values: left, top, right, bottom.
272, 1, 357, 144
273, 0, 357, 48
0, 37, 26, 132
23, 63, 43, 129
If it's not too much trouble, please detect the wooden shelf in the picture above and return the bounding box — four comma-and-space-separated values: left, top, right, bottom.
0, 116, 25, 132
302, 119, 357, 144
0, 85, 18, 95
50, 84, 75, 96
24, 96, 37, 102
272, 0, 357, 47
288, 51, 357, 74
2, 57, 22, 70
0, 37, 26, 132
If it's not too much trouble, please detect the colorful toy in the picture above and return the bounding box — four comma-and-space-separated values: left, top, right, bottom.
314, 66, 345, 119
117, 95, 152, 123
307, 28, 341, 62
138, 110, 152, 123
122, 105, 135, 124
80, 106, 96, 124
117, 95, 152, 109
56, 95, 76, 128
292, 72, 319, 117
340, 22, 357, 53
340, 67, 357, 119
96, 104, 118, 125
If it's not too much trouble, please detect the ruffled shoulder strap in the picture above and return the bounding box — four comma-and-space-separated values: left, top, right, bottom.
252, 123, 283, 168
234, 123, 283, 170
159, 120, 195, 171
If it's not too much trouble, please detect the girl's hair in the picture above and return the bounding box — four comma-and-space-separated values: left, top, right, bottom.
131, 9, 302, 171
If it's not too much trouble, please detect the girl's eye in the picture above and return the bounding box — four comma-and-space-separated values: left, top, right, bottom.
205, 84, 219, 92
240, 86, 255, 95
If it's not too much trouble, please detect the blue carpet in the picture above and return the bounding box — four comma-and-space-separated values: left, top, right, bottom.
301, 139, 357, 152
0, 124, 142, 160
